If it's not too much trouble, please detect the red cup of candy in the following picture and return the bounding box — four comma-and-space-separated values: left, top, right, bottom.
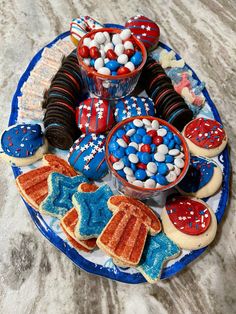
77, 28, 147, 99
106, 116, 190, 200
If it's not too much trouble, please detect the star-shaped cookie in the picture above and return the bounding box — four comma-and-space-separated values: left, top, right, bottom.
72, 185, 113, 240
138, 232, 180, 283
39, 172, 88, 218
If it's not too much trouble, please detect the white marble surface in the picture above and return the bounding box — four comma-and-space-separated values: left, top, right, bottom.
0, 0, 236, 313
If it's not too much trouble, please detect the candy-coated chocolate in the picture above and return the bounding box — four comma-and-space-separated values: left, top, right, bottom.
79, 46, 90, 58
130, 51, 143, 66
117, 66, 130, 75
125, 15, 160, 50
89, 46, 100, 59
106, 49, 117, 60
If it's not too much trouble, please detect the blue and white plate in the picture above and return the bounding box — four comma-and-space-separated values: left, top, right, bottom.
9, 24, 230, 284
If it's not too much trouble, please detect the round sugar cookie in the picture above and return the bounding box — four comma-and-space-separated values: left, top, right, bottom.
177, 155, 223, 198
0, 124, 48, 167
182, 117, 228, 157
161, 196, 217, 250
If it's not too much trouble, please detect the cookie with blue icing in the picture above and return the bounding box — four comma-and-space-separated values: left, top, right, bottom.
72, 185, 113, 239
177, 155, 222, 198
68, 133, 108, 180
0, 124, 48, 166
114, 96, 155, 122
39, 172, 88, 218
138, 232, 180, 283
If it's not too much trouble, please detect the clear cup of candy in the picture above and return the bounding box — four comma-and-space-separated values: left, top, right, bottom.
77, 28, 147, 100
106, 116, 190, 202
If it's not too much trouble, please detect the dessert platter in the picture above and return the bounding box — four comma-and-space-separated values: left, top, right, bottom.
1, 15, 230, 284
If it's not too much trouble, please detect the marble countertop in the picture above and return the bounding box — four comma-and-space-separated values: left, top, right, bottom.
0, 0, 236, 313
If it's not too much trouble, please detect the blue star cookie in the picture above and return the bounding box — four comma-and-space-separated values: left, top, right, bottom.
138, 232, 180, 283
39, 172, 88, 218
114, 96, 155, 122
68, 133, 108, 180
72, 185, 113, 239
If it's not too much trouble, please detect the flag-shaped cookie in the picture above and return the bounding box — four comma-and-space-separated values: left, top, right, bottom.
60, 208, 96, 252
16, 154, 77, 210
97, 197, 161, 266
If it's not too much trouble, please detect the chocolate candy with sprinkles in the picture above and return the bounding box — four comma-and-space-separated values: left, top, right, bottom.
114, 96, 155, 122
125, 15, 160, 51
76, 98, 115, 134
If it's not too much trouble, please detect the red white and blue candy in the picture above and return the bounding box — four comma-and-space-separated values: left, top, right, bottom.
114, 96, 155, 122
1, 124, 44, 158
68, 133, 107, 180
76, 98, 114, 134
108, 118, 185, 188
178, 155, 216, 193
125, 15, 160, 51
166, 196, 211, 235
184, 117, 226, 149
78, 29, 143, 76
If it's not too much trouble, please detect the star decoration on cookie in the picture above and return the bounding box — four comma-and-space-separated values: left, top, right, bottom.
73, 185, 113, 239
159, 50, 185, 69
138, 232, 180, 283
39, 172, 88, 218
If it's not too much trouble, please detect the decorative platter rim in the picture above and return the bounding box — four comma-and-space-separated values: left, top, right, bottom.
8, 23, 230, 284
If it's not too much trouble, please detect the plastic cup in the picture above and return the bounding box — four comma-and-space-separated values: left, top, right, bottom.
106, 116, 190, 201
77, 28, 147, 100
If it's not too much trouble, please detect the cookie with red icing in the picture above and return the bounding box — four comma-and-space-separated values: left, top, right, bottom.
125, 15, 160, 51
76, 98, 115, 134
161, 196, 217, 250
182, 117, 228, 157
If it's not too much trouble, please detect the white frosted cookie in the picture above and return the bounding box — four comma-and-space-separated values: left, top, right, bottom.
161, 196, 217, 250
0, 124, 48, 166
182, 117, 228, 157
177, 155, 222, 198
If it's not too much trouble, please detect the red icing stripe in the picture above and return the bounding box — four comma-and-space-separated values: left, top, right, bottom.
184, 118, 225, 149
166, 197, 211, 235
